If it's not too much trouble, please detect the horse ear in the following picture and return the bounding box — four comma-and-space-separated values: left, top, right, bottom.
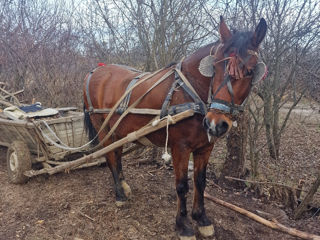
252, 18, 267, 48
219, 16, 232, 43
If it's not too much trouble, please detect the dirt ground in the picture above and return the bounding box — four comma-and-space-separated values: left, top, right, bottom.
0, 103, 319, 240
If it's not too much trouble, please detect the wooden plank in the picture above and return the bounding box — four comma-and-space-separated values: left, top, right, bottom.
19, 127, 38, 147
43, 115, 83, 125
0, 141, 10, 147
55, 107, 78, 112
41, 128, 86, 146
71, 119, 75, 147
12, 125, 28, 142
41, 127, 85, 137
93, 108, 161, 115
80, 127, 87, 145
0, 125, 15, 144
64, 122, 71, 146
0, 123, 38, 152
0, 126, 8, 142
0, 118, 34, 128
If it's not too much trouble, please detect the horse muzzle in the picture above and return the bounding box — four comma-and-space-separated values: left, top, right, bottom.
203, 117, 230, 141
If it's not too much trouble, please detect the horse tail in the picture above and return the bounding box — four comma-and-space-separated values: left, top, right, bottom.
83, 104, 99, 146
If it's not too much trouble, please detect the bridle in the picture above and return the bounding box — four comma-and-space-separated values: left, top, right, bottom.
207, 49, 259, 119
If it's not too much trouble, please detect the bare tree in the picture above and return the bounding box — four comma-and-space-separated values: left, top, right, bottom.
0, 0, 88, 106
204, 0, 320, 180
80, 0, 214, 71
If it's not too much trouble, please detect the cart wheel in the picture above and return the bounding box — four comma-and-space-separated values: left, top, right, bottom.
7, 141, 31, 184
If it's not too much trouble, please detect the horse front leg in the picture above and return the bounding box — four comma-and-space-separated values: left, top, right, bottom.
192, 145, 215, 238
171, 146, 195, 240
105, 145, 131, 207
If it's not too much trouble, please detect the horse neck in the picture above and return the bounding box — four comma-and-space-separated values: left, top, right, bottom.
181, 43, 216, 102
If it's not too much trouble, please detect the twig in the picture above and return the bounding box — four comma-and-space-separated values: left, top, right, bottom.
79, 211, 95, 222
204, 192, 320, 240
206, 179, 223, 190
224, 176, 315, 195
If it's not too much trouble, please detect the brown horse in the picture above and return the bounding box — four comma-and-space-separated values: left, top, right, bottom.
83, 16, 267, 240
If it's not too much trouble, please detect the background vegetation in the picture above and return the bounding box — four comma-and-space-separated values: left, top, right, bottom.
0, 0, 319, 178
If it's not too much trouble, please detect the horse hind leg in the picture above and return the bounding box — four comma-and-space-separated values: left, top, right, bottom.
192, 146, 215, 238
105, 146, 132, 207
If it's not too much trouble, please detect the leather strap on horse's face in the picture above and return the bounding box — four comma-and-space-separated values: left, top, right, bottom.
208, 50, 258, 116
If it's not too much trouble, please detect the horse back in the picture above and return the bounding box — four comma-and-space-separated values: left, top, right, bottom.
83, 65, 141, 109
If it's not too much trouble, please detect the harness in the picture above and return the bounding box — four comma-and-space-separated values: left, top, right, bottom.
160, 62, 207, 118
85, 63, 207, 118
207, 50, 260, 118
84, 53, 266, 149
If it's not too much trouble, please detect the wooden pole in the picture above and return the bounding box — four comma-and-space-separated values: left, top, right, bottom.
204, 192, 320, 240
294, 171, 320, 219
24, 110, 194, 177
0, 99, 14, 108
0, 87, 21, 105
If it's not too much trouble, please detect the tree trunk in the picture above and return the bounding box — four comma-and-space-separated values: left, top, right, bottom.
219, 110, 248, 188
272, 95, 281, 159
263, 94, 277, 159
248, 110, 260, 179
294, 171, 320, 219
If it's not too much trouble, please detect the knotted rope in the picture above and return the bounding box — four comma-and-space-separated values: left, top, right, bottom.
152, 114, 176, 164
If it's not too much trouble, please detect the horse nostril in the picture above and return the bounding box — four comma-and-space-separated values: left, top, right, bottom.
216, 120, 229, 137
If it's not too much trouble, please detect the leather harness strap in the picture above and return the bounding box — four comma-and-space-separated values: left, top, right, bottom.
160, 62, 207, 118
116, 72, 150, 114
207, 49, 259, 116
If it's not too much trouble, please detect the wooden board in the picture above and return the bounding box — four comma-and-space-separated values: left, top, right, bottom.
0, 111, 88, 161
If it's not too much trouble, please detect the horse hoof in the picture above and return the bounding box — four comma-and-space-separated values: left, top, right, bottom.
198, 224, 214, 237
121, 181, 132, 199
115, 200, 127, 208
179, 235, 196, 240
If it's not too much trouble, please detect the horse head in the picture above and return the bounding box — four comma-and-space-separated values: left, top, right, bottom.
203, 16, 267, 140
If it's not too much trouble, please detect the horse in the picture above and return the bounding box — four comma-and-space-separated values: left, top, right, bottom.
83, 16, 267, 240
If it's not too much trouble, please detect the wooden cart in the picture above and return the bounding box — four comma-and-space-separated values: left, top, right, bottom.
0, 105, 194, 184
0, 109, 108, 183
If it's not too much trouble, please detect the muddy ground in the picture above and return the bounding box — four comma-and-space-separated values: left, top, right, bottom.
0, 104, 319, 240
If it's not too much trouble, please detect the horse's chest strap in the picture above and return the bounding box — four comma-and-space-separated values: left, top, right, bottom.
160, 70, 207, 118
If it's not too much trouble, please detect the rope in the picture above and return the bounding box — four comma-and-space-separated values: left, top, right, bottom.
39, 120, 93, 151
152, 114, 175, 164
